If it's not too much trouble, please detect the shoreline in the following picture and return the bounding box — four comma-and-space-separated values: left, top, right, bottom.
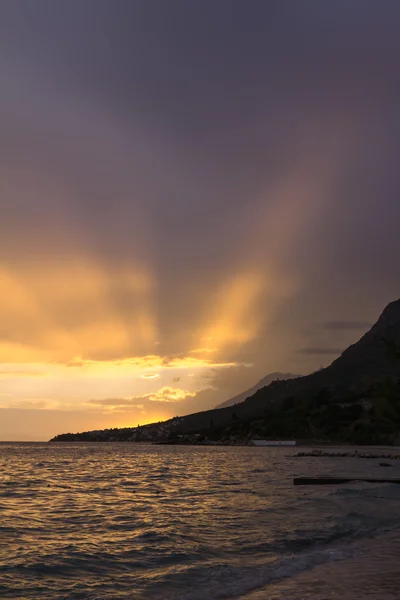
262, 529, 400, 600
46, 438, 400, 450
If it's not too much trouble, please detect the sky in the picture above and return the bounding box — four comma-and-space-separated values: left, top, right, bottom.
1, 1, 400, 440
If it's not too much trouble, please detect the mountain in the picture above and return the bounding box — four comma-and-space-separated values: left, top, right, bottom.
215, 372, 300, 409
51, 298, 400, 444
167, 298, 400, 441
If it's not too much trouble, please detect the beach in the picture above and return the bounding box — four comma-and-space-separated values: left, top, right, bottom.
258, 529, 400, 599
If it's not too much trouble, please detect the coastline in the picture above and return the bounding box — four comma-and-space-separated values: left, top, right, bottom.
251, 529, 400, 600
48, 437, 400, 449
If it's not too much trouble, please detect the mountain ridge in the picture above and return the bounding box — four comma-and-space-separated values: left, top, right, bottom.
215, 372, 300, 409
51, 298, 400, 444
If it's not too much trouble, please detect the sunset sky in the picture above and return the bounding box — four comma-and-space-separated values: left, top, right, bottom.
1, 1, 400, 440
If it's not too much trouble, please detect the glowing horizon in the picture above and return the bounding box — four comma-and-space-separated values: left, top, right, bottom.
1, 2, 399, 439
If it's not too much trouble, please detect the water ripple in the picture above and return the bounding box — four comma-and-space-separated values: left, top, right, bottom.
1, 443, 400, 599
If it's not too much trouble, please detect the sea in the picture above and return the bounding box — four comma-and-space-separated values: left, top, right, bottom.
1, 443, 400, 600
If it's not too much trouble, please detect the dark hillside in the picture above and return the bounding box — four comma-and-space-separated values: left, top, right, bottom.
174, 299, 400, 435
51, 299, 400, 444
215, 372, 299, 409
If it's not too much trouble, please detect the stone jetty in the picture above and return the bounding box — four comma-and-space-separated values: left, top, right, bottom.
294, 449, 400, 460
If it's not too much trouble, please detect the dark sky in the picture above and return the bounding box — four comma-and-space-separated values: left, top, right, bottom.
0, 1, 400, 438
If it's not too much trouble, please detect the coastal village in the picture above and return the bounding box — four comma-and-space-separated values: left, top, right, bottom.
51, 416, 296, 445
52, 417, 257, 445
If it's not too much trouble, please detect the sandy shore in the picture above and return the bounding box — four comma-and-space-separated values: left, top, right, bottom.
242, 529, 400, 600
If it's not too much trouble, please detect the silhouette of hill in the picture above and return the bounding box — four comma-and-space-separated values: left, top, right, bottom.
215, 372, 300, 409
167, 298, 400, 440
51, 299, 400, 444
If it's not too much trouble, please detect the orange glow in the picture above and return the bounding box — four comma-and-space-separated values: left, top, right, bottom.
0, 130, 349, 441
199, 271, 265, 353
0, 261, 157, 363
65, 355, 237, 373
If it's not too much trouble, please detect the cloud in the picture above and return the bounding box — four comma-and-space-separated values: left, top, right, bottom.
90, 387, 197, 409
64, 355, 237, 371
8, 400, 48, 409
319, 321, 372, 331
86, 371, 256, 417
297, 347, 343, 356
0, 370, 48, 378
1, 1, 400, 440
89, 399, 145, 409
142, 387, 197, 403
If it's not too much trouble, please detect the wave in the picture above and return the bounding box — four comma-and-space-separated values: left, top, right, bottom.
333, 482, 400, 500
145, 543, 361, 600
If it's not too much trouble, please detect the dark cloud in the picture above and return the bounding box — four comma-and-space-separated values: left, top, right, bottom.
1, 2, 400, 439
319, 321, 372, 332
297, 347, 344, 356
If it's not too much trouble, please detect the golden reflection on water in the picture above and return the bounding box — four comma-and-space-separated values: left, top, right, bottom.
2, 444, 400, 599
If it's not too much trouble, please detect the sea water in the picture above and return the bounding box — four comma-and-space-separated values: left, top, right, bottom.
1, 443, 400, 599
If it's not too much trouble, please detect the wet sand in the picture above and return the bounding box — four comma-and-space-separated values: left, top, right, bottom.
244, 530, 400, 599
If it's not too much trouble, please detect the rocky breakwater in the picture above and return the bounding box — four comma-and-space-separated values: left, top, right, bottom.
294, 449, 400, 459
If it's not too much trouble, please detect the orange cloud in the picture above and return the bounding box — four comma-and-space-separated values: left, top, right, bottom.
142, 386, 197, 403
88, 386, 197, 410
89, 398, 145, 409
64, 354, 237, 373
